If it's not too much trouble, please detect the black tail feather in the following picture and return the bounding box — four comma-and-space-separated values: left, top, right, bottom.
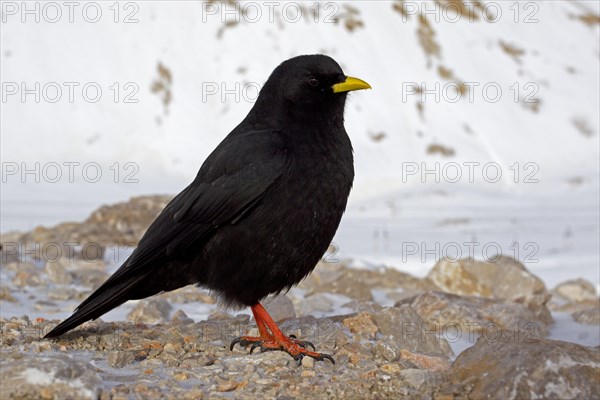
44, 273, 147, 339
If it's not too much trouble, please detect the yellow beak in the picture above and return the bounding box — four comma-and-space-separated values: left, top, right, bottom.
332, 76, 372, 93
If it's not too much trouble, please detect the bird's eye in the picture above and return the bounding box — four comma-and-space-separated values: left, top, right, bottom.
307, 78, 319, 87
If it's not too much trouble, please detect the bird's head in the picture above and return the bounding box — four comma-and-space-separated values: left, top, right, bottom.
247, 54, 371, 128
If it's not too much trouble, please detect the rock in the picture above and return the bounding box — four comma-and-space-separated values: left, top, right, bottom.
448, 333, 600, 399
127, 298, 172, 324
292, 293, 334, 315
380, 362, 404, 374
304, 264, 436, 302
0, 286, 16, 302
57, 257, 107, 272
573, 307, 600, 325
165, 287, 214, 304
206, 311, 235, 320
2, 261, 37, 273
548, 298, 599, 313
71, 269, 109, 289
308, 269, 374, 301
426, 256, 550, 307
48, 288, 80, 301
297, 261, 344, 290
399, 349, 451, 371
217, 380, 240, 392
398, 369, 441, 391
17, 196, 172, 251
301, 356, 315, 369
44, 261, 73, 284
373, 305, 453, 357
0, 354, 102, 399
342, 300, 384, 314
12, 270, 42, 287
0, 233, 24, 263
552, 279, 598, 303
342, 312, 378, 340
108, 351, 135, 368
262, 294, 296, 322
373, 340, 400, 362
170, 309, 194, 325
399, 291, 553, 336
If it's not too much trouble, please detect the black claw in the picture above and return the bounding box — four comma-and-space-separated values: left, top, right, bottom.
301, 341, 316, 351
230, 337, 242, 351
249, 343, 261, 354
316, 353, 335, 364
294, 353, 304, 366
289, 334, 297, 339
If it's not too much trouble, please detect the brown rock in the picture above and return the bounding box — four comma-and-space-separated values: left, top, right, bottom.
448, 333, 600, 399
399, 349, 451, 371
342, 312, 378, 340
552, 279, 598, 303
373, 305, 453, 357
304, 264, 435, 302
426, 256, 550, 307
0, 286, 16, 302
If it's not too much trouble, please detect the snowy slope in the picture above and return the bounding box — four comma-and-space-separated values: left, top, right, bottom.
1, 1, 599, 285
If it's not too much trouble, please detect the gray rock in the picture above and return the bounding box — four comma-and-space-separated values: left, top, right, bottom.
262, 294, 296, 322
342, 300, 384, 314
107, 350, 135, 368
127, 298, 172, 324
44, 260, 73, 284
573, 307, 600, 325
373, 305, 453, 357
293, 293, 334, 315
448, 333, 600, 399
399, 291, 553, 336
398, 368, 441, 391
0, 354, 102, 399
372, 340, 400, 362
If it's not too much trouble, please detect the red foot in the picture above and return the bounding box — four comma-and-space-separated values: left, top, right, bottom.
229, 303, 335, 364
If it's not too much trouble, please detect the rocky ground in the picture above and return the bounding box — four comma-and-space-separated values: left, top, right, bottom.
1, 196, 599, 399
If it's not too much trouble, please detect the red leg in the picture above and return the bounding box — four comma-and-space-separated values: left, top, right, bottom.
230, 303, 334, 364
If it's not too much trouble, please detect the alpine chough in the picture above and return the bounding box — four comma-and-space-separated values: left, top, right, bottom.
44, 54, 371, 363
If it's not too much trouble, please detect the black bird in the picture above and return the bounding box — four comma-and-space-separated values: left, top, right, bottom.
44, 54, 371, 363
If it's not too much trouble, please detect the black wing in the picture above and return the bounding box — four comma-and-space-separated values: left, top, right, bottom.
44, 130, 286, 337
116, 129, 286, 281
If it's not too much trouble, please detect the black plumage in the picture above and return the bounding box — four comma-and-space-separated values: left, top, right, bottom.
44, 54, 371, 362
